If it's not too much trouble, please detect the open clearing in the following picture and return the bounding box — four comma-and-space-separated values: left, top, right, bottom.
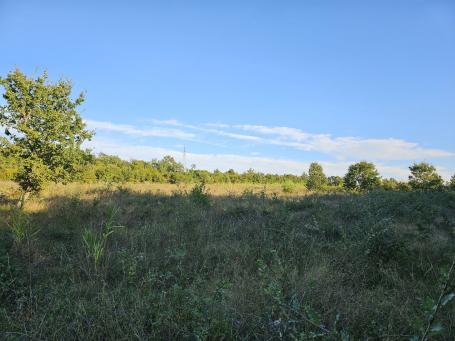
1, 182, 455, 339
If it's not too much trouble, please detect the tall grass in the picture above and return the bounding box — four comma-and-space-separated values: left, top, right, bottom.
82, 207, 121, 272
0, 183, 454, 339
7, 209, 29, 244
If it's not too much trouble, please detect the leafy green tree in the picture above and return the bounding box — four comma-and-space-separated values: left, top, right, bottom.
381, 178, 411, 192
408, 162, 443, 191
449, 175, 455, 190
396, 181, 412, 192
0, 69, 93, 205
381, 178, 399, 191
226, 169, 238, 183
212, 169, 226, 183
307, 162, 327, 190
300, 171, 309, 184
152, 155, 183, 183
327, 175, 343, 187
344, 161, 381, 191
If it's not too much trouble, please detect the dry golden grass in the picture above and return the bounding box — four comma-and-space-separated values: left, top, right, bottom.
1, 181, 309, 212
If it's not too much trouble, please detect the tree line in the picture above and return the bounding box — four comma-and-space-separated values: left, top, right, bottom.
1, 69, 455, 205
2, 149, 454, 191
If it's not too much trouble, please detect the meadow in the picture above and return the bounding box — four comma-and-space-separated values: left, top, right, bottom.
0, 181, 454, 340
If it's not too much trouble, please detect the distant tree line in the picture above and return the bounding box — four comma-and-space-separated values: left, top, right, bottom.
1, 151, 454, 192
0, 152, 307, 185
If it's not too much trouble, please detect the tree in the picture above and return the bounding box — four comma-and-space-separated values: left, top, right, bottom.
0, 69, 93, 205
156, 155, 184, 184
408, 162, 443, 191
344, 161, 381, 191
327, 175, 343, 187
307, 162, 327, 190
301, 171, 309, 184
450, 175, 455, 190
397, 181, 412, 192
0, 153, 19, 180
381, 178, 399, 191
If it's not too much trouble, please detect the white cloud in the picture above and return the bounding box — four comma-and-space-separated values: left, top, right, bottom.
205, 129, 261, 141
220, 123, 454, 161
85, 120, 195, 140
152, 119, 261, 141
235, 124, 312, 141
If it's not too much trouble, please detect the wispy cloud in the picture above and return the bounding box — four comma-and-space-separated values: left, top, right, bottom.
85, 120, 196, 140
229, 124, 454, 160
151, 119, 261, 141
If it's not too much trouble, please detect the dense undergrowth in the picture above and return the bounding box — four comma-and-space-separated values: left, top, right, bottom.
0, 184, 454, 340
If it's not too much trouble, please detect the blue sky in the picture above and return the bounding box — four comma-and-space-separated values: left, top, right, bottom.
1, 1, 454, 179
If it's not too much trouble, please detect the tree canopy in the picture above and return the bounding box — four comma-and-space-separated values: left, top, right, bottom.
450, 175, 455, 190
0, 69, 93, 195
327, 175, 343, 187
344, 161, 381, 191
408, 162, 443, 191
306, 162, 327, 190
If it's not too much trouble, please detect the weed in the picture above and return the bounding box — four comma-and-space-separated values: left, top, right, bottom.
281, 181, 296, 193
410, 259, 455, 341
7, 209, 29, 245
189, 182, 211, 207
82, 207, 120, 272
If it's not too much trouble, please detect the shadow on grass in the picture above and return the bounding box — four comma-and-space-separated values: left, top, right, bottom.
1, 186, 455, 339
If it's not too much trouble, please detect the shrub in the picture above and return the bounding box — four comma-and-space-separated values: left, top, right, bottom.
189, 182, 211, 207
281, 181, 296, 193
363, 224, 405, 265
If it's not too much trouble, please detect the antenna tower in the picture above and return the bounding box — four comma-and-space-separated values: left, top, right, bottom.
183, 145, 187, 172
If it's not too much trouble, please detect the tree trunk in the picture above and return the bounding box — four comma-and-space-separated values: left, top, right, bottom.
17, 191, 30, 209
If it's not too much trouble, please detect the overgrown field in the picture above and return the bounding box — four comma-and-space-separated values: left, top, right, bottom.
1, 182, 454, 340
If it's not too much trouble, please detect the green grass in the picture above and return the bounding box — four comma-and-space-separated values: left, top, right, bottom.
0, 183, 454, 339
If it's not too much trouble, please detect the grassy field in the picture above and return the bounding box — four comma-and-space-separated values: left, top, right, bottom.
1, 181, 454, 340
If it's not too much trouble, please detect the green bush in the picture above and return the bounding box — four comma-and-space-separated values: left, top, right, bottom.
189, 182, 211, 207
281, 181, 296, 193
